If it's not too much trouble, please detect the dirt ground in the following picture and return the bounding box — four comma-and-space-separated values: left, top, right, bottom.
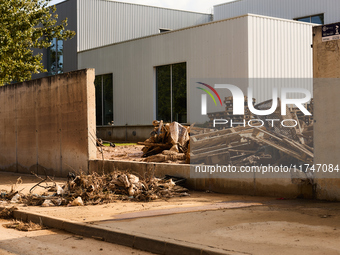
97, 144, 186, 164
1, 171, 340, 254
97, 144, 145, 162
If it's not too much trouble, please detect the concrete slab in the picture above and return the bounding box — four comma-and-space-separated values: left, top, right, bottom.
10, 210, 233, 255
10, 197, 336, 255
106, 202, 262, 221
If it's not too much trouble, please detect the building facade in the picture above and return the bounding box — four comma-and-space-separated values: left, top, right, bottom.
78, 14, 314, 130
34, 0, 340, 141
214, 0, 340, 25
44, 0, 212, 75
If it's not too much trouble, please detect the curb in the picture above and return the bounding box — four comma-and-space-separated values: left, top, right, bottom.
12, 209, 240, 255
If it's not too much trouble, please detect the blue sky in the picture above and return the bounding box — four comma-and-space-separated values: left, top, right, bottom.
49, 0, 233, 13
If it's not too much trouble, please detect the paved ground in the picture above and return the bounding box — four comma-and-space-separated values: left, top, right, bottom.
0, 219, 154, 255
94, 201, 340, 255
1, 171, 340, 254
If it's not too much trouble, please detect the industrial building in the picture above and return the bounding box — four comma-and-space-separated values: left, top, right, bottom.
214, 0, 340, 24
38, 0, 339, 141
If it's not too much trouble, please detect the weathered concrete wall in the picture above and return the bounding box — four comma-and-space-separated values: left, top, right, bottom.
0, 69, 96, 177
313, 79, 340, 200
313, 25, 340, 78
313, 25, 340, 201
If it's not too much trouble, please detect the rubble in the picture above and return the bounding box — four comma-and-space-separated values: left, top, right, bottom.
0, 207, 17, 219
3, 220, 45, 232
10, 193, 21, 204
69, 197, 84, 206
190, 97, 314, 166
207, 96, 255, 128
138, 120, 190, 163
139, 96, 313, 167
0, 171, 189, 207
190, 125, 313, 166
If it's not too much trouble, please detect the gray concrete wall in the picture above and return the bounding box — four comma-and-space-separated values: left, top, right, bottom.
0, 69, 96, 177
313, 79, 340, 200
97, 125, 154, 142
313, 25, 340, 201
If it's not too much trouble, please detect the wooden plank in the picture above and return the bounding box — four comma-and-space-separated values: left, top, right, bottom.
282, 138, 314, 158
253, 127, 283, 142
248, 136, 313, 164
190, 133, 240, 148
228, 149, 257, 154
294, 111, 305, 145
191, 148, 230, 160
191, 126, 252, 140
190, 142, 250, 159
230, 153, 253, 160
191, 128, 254, 147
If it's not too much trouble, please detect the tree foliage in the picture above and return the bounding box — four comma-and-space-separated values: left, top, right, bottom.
0, 0, 75, 85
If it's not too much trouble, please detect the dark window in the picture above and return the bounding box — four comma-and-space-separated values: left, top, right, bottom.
311, 15, 324, 24
156, 62, 187, 123
295, 14, 324, 25
95, 74, 113, 126
159, 28, 172, 33
48, 38, 63, 75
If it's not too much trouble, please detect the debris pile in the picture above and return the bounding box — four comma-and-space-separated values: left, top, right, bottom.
138, 120, 190, 163
0, 207, 17, 219
0, 172, 189, 207
138, 96, 313, 166
191, 98, 314, 166
207, 96, 256, 128
3, 220, 45, 232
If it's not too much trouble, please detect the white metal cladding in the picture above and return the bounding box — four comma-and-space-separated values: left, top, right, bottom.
247, 15, 313, 78
78, 14, 313, 125
247, 15, 313, 102
76, 0, 212, 52
214, 0, 340, 24
78, 15, 249, 125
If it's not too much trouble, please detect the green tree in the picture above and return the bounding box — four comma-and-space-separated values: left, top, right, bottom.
0, 0, 75, 85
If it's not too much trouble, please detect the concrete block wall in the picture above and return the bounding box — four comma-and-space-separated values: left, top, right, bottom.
0, 69, 96, 177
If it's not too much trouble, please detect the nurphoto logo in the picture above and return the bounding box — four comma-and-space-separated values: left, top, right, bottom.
196, 82, 312, 128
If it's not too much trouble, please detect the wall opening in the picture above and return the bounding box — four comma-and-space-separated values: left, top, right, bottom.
295, 14, 324, 24
95, 73, 113, 126
156, 62, 187, 123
